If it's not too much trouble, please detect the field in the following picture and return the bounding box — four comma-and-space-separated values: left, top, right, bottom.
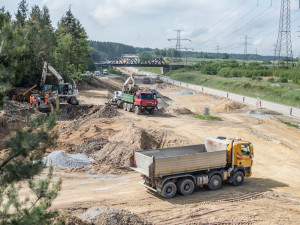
166, 69, 300, 107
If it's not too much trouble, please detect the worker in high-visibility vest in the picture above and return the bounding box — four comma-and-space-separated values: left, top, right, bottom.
33, 95, 37, 107
30, 95, 33, 106
45, 92, 49, 105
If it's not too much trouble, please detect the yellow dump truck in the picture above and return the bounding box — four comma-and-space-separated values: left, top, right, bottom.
130, 137, 254, 198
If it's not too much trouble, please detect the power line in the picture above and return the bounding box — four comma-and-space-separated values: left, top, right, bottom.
168, 30, 191, 58
274, 0, 293, 66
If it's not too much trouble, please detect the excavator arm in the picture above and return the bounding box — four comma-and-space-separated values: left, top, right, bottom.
40, 62, 64, 87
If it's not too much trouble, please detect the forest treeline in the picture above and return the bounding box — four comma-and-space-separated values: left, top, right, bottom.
0, 0, 93, 88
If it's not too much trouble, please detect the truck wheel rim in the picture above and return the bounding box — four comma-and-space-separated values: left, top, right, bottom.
236, 175, 242, 183
166, 187, 172, 194
213, 179, 219, 186
184, 184, 190, 190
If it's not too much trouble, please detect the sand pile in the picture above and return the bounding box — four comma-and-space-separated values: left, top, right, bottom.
80, 206, 151, 225
92, 125, 189, 167
213, 100, 245, 112
173, 107, 193, 115
43, 151, 94, 168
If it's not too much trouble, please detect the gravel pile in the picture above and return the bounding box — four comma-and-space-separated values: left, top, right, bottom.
80, 206, 152, 225
246, 110, 271, 118
43, 150, 94, 168
173, 89, 195, 96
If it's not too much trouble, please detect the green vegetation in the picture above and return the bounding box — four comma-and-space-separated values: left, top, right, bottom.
165, 60, 300, 107
281, 120, 299, 128
193, 114, 222, 121
0, 1, 92, 89
135, 67, 162, 75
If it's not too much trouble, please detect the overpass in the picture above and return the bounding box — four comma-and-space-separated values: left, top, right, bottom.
95, 57, 184, 74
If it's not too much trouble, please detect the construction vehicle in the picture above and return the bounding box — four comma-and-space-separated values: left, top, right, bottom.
121, 74, 158, 115
9, 84, 40, 102
130, 137, 254, 198
108, 91, 122, 107
40, 62, 79, 105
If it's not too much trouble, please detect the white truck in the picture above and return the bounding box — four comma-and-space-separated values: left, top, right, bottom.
130, 137, 254, 198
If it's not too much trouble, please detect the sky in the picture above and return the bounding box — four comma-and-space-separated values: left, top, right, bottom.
2, 0, 300, 56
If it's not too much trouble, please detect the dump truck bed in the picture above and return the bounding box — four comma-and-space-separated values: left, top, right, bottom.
121, 93, 134, 103
133, 143, 228, 178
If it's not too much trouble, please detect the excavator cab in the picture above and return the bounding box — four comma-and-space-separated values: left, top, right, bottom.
58, 83, 73, 96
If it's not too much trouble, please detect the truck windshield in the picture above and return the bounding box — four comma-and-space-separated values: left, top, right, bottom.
141, 93, 156, 100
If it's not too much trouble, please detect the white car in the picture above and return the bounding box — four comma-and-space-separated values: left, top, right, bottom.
103, 69, 108, 75
94, 71, 101, 76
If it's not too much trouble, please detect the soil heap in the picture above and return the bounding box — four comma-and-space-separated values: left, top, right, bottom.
213, 100, 245, 112
92, 125, 189, 167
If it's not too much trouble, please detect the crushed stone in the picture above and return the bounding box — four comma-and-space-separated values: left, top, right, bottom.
43, 150, 95, 168
172, 89, 196, 96
80, 206, 152, 225
246, 110, 271, 118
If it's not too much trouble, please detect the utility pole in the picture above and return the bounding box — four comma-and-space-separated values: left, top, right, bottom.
274, 0, 293, 67
216, 43, 220, 59
243, 35, 251, 60
168, 30, 191, 58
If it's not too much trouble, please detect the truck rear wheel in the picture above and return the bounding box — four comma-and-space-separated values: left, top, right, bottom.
208, 175, 222, 190
232, 171, 244, 186
161, 181, 177, 198
123, 103, 127, 111
135, 106, 141, 115
69, 97, 78, 105
178, 178, 194, 196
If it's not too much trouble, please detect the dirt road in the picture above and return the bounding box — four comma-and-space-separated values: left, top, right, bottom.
48, 76, 300, 224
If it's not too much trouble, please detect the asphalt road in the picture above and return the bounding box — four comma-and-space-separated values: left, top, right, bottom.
160, 76, 300, 118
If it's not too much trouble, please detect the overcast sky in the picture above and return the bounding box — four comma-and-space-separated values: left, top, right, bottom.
2, 0, 300, 56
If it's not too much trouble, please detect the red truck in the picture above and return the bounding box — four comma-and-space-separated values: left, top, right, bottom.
122, 91, 158, 115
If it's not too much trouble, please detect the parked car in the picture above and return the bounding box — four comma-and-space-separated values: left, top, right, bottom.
94, 71, 101, 76
103, 69, 108, 75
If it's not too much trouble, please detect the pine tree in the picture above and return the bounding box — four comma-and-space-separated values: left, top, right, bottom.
15, 0, 28, 28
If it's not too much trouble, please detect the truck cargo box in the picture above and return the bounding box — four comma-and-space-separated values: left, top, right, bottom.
121, 93, 134, 103
133, 139, 228, 178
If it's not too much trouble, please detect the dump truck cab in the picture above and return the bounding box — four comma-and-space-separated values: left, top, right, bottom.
226, 139, 254, 177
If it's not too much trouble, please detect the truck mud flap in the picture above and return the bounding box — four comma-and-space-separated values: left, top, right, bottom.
138, 182, 157, 192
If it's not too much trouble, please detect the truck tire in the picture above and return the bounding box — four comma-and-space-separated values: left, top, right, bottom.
208, 175, 222, 191
117, 100, 122, 108
123, 103, 127, 111
127, 103, 132, 112
232, 171, 244, 186
178, 178, 194, 196
161, 181, 177, 198
135, 106, 141, 115
149, 108, 154, 115
69, 97, 78, 105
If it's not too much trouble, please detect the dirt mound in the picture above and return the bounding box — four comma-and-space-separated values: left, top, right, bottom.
58, 104, 93, 121
75, 137, 108, 155
0, 101, 37, 149
80, 206, 152, 225
67, 104, 119, 131
4, 100, 36, 118
213, 100, 245, 112
173, 107, 193, 115
92, 125, 189, 167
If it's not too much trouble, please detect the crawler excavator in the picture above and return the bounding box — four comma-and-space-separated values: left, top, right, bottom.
40, 62, 79, 105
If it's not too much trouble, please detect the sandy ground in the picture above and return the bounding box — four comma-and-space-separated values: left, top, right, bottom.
20, 76, 300, 224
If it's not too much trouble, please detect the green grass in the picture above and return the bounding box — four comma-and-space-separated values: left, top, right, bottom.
281, 120, 299, 128
165, 70, 300, 107
192, 114, 222, 121
135, 67, 162, 75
